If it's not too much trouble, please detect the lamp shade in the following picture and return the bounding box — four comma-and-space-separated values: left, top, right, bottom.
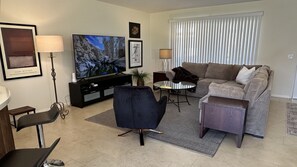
159, 49, 172, 59
36, 35, 64, 53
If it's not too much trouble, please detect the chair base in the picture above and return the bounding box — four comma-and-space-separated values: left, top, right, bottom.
52, 102, 69, 119
117, 129, 163, 146
36, 125, 64, 167
146, 129, 163, 134
43, 159, 65, 167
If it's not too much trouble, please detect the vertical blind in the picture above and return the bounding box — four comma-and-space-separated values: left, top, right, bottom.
170, 12, 263, 68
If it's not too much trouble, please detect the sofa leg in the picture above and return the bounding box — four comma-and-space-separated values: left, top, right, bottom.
139, 129, 144, 146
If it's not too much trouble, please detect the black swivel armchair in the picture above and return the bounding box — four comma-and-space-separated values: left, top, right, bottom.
113, 86, 167, 146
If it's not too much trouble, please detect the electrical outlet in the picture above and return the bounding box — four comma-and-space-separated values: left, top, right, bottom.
288, 53, 296, 59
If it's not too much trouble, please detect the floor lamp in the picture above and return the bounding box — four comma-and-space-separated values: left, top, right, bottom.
36, 35, 69, 119
159, 49, 172, 72
291, 64, 297, 102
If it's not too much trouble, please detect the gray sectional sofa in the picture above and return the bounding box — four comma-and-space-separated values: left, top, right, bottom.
166, 62, 274, 137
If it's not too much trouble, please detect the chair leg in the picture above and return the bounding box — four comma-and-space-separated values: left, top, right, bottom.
118, 130, 133, 136
36, 124, 64, 166
139, 129, 144, 146
146, 129, 163, 134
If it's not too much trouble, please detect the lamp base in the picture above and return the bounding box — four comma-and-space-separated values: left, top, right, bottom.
162, 59, 168, 72
51, 102, 69, 119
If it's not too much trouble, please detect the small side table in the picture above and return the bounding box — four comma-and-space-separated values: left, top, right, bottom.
9, 106, 36, 128
199, 96, 249, 148
153, 81, 196, 112
153, 71, 169, 90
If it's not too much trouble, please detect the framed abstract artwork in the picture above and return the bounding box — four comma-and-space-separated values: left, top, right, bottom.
128, 40, 143, 68
0, 23, 42, 80
129, 22, 141, 39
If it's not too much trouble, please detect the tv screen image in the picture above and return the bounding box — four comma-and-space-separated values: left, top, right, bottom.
72, 34, 126, 79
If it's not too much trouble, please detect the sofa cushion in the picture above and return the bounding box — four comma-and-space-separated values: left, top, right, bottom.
236, 66, 255, 85
230, 65, 243, 80
205, 63, 234, 80
208, 82, 245, 100
223, 81, 245, 89
198, 82, 245, 117
256, 66, 269, 78
244, 78, 268, 106
244, 66, 269, 93
196, 78, 227, 97
244, 66, 269, 106
245, 64, 263, 70
182, 62, 208, 78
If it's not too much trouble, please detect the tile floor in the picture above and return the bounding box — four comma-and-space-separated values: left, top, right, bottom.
12, 97, 297, 167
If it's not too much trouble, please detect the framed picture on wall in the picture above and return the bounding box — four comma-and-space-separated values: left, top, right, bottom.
129, 22, 141, 38
128, 40, 143, 68
0, 22, 42, 80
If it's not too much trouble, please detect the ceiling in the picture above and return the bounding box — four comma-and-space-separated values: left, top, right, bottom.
95, 0, 260, 13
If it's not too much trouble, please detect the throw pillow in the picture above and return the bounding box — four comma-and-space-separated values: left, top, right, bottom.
236, 66, 255, 85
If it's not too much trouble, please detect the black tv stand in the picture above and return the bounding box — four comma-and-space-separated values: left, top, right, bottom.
69, 74, 132, 108
77, 78, 86, 82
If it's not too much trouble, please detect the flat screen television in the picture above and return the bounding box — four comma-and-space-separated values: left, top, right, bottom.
72, 34, 126, 79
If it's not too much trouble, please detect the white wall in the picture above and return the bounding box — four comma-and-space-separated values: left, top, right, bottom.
1, 0, 297, 110
150, 0, 297, 98
0, 0, 151, 110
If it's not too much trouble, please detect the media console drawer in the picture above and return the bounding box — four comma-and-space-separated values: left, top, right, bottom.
69, 74, 132, 108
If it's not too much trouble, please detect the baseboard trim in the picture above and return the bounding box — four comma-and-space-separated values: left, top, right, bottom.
271, 94, 290, 99
245, 133, 264, 139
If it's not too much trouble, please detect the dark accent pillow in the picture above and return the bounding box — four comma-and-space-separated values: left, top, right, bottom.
172, 67, 198, 92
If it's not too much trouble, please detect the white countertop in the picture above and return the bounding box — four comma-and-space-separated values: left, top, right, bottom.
0, 86, 10, 110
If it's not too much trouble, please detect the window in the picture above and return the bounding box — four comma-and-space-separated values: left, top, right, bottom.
170, 12, 263, 68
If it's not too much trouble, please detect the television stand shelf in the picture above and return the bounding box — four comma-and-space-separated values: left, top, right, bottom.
69, 74, 132, 108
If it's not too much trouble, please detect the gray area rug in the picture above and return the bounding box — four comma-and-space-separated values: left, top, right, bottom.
286, 103, 297, 136
86, 97, 225, 157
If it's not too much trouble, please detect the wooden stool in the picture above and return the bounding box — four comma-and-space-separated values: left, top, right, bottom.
8, 106, 36, 128
199, 96, 249, 148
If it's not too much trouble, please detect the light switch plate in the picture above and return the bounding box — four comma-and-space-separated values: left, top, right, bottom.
288, 53, 296, 59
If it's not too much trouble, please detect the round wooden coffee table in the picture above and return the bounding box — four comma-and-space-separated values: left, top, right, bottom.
153, 81, 196, 112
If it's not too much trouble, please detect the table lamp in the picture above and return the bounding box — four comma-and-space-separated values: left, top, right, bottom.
159, 49, 172, 72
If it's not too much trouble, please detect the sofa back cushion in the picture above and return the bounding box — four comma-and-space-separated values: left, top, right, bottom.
244, 66, 270, 106
205, 63, 237, 80
230, 65, 243, 80
182, 62, 208, 78
245, 64, 263, 70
